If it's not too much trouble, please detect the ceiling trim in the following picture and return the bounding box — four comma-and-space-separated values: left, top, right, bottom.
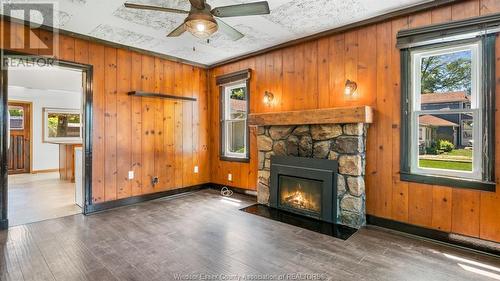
1, 15, 210, 69
209, 0, 463, 68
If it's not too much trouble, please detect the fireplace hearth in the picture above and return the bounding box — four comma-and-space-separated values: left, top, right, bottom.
270, 156, 337, 223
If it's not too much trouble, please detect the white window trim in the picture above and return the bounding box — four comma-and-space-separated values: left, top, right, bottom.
222, 81, 248, 159
43, 107, 83, 144
409, 41, 483, 180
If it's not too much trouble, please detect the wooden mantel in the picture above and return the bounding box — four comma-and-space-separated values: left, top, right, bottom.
248, 106, 373, 126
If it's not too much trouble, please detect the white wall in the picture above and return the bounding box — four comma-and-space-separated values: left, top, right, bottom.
8, 86, 82, 171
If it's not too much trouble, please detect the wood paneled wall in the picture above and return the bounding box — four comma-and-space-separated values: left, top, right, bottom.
209, 0, 500, 243
1, 20, 210, 203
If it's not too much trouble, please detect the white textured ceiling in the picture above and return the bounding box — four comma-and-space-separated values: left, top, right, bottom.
6, 0, 431, 65
9, 65, 82, 93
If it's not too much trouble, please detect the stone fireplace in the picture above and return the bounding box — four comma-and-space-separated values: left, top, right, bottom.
248, 106, 373, 230
256, 123, 368, 228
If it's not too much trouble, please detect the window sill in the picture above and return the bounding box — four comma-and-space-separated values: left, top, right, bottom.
400, 172, 496, 192
220, 156, 250, 163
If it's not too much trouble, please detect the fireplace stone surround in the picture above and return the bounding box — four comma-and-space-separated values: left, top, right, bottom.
256, 123, 368, 228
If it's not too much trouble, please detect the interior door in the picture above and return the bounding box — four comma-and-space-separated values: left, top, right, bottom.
7, 102, 30, 174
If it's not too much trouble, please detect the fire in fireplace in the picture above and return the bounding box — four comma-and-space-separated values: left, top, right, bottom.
270, 156, 338, 223
279, 176, 322, 215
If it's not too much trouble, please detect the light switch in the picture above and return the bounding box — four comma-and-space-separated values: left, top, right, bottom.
128, 171, 134, 180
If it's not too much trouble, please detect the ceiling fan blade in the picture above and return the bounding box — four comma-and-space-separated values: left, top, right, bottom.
211, 1, 270, 17
124, 3, 189, 14
167, 23, 186, 37
189, 0, 206, 10
215, 18, 244, 41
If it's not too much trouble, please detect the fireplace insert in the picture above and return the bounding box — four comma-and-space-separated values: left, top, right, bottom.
270, 156, 338, 223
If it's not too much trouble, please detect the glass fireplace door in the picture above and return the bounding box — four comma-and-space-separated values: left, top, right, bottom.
278, 175, 322, 217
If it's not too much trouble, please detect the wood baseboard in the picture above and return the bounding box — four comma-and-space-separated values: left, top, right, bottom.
366, 215, 500, 258
84, 184, 209, 214
31, 169, 59, 174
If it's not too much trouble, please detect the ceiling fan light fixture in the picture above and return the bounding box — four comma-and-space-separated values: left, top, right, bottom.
196, 23, 206, 32
125, 1, 271, 40
184, 14, 218, 38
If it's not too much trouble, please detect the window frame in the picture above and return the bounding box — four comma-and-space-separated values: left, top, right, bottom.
217, 69, 251, 163
221, 82, 249, 160
42, 107, 83, 144
400, 37, 496, 192
409, 42, 482, 180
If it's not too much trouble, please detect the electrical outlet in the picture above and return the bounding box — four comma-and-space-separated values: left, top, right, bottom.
152, 176, 159, 185
128, 171, 134, 180
228, 173, 232, 181
194, 166, 199, 173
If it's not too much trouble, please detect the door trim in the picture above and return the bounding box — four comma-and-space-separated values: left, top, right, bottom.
0, 52, 93, 229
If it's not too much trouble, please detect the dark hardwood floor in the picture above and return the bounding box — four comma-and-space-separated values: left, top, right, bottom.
1, 189, 499, 281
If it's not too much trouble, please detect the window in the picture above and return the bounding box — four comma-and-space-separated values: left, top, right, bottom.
410, 42, 481, 179
400, 36, 495, 191
222, 83, 248, 159
43, 108, 82, 143
8, 106, 24, 130
217, 69, 251, 162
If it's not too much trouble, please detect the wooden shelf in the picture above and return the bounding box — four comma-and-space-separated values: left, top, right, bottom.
128, 91, 197, 101
248, 106, 373, 126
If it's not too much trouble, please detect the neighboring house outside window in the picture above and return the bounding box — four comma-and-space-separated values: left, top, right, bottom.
418, 114, 459, 152
217, 69, 251, 162
419, 92, 471, 148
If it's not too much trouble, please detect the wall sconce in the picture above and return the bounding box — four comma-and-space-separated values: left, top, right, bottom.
263, 91, 274, 105
344, 79, 358, 96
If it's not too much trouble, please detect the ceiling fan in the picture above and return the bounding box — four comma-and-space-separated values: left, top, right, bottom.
124, 0, 270, 40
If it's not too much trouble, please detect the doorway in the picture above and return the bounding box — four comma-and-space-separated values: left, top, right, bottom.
0, 55, 93, 229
